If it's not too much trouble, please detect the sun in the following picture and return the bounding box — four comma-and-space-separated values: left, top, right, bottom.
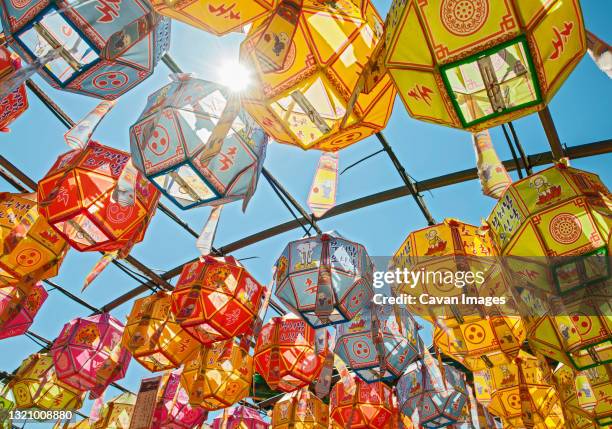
217, 60, 252, 92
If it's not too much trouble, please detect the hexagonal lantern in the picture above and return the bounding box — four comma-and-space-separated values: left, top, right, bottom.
473, 350, 565, 429
150, 0, 275, 36
122, 291, 199, 372
37, 141, 160, 253
272, 388, 328, 429
330, 376, 394, 429
0, 0, 170, 99
151, 370, 208, 429
0, 192, 69, 286
396, 355, 468, 428
51, 313, 131, 394
0, 281, 47, 340
130, 74, 268, 210
92, 392, 136, 429
10, 353, 84, 410
254, 315, 328, 393
335, 303, 422, 383
181, 339, 252, 410
212, 405, 270, 429
0, 46, 28, 132
171, 255, 266, 345
384, 0, 586, 131
275, 232, 375, 329
239, 0, 396, 151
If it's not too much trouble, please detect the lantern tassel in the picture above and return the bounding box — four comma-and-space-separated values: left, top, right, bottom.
113, 159, 138, 207
242, 127, 269, 212
586, 30, 612, 78
472, 130, 512, 200
313, 329, 333, 398
307, 151, 339, 218
88, 390, 105, 424
83, 251, 119, 292
64, 100, 116, 150
196, 205, 223, 257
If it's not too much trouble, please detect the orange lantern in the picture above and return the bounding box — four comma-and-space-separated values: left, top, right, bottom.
37, 142, 160, 252
272, 388, 329, 429
330, 376, 394, 429
122, 291, 199, 372
254, 315, 328, 392
0, 192, 69, 286
171, 255, 266, 345
181, 339, 252, 410
239, 0, 396, 151
0, 281, 47, 340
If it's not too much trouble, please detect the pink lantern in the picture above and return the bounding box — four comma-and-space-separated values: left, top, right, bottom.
51, 313, 131, 395
212, 406, 269, 429
152, 369, 208, 429
0, 282, 47, 340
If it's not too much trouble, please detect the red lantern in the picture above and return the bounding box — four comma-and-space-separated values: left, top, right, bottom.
0, 281, 47, 340
0, 46, 28, 132
171, 256, 266, 345
254, 315, 328, 393
330, 376, 394, 429
37, 141, 160, 252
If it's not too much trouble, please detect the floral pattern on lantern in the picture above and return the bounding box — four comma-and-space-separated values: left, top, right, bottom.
123, 291, 199, 372
130, 74, 268, 210
0, 193, 69, 286
181, 340, 252, 410
151, 370, 208, 429
254, 315, 328, 392
384, 0, 586, 131
37, 142, 160, 253
10, 353, 84, 410
273, 388, 328, 429
92, 392, 136, 429
51, 313, 131, 394
171, 255, 265, 345
335, 303, 422, 382
275, 232, 375, 328
0, 47, 27, 131
240, 0, 396, 151
0, 0, 170, 99
0, 281, 47, 340
212, 405, 270, 429
330, 376, 394, 429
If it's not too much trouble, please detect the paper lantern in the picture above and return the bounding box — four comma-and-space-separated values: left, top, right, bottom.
0, 192, 69, 286
0, 281, 47, 340
51, 313, 131, 394
0, 383, 14, 429
150, 0, 275, 35
473, 350, 564, 429
254, 315, 328, 392
10, 353, 84, 410
151, 370, 208, 429
0, 0, 170, 99
171, 255, 266, 344
57, 420, 92, 429
212, 405, 270, 429
0, 47, 27, 132
384, 0, 586, 131
396, 354, 468, 428
123, 291, 199, 372
275, 232, 375, 328
330, 376, 394, 429
273, 388, 328, 429
92, 392, 136, 429
37, 142, 160, 253
239, 0, 396, 151
335, 303, 422, 382
181, 339, 252, 410
130, 74, 268, 210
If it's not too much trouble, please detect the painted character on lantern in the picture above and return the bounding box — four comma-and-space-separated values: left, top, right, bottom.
425, 230, 446, 255
75, 324, 100, 345
295, 241, 318, 270
530, 176, 561, 204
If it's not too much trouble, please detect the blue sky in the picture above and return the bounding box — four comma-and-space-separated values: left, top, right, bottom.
0, 0, 610, 423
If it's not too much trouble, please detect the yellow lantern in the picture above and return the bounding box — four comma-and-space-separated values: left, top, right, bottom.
10, 353, 84, 411
240, 0, 396, 151
0, 193, 69, 287
53, 420, 91, 429
384, 0, 586, 131
92, 392, 136, 429
272, 388, 329, 429
181, 339, 252, 410
122, 291, 199, 372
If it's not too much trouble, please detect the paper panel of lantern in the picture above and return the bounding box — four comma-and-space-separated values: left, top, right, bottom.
51, 313, 131, 394
212, 405, 270, 429
473, 351, 565, 429
37, 142, 160, 253
171, 255, 265, 344
151, 370, 207, 429
275, 233, 375, 328
254, 316, 328, 392
0, 47, 28, 132
330, 376, 393, 429
0, 193, 69, 286
0, 0, 170, 99
10, 353, 84, 410
123, 291, 199, 372
0, 281, 47, 340
92, 392, 136, 429
335, 303, 422, 382
239, 0, 396, 151
384, 0, 586, 131
130, 75, 268, 210
273, 388, 328, 429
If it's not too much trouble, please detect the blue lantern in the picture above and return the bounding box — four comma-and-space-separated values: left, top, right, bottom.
335, 303, 423, 383
0, 0, 170, 99
274, 232, 375, 329
130, 74, 268, 210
